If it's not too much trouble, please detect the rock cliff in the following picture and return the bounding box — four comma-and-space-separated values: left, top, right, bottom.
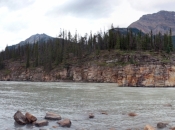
1, 63, 175, 87
1, 51, 175, 87
128, 10, 175, 35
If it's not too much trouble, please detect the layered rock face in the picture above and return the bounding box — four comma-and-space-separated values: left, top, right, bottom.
128, 10, 175, 35
1, 64, 175, 87
71, 64, 175, 87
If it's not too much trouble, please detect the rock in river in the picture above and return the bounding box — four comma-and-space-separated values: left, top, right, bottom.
14, 111, 27, 125
101, 111, 108, 115
45, 112, 61, 120
128, 112, 137, 117
89, 113, 94, 118
35, 120, 48, 127
58, 119, 71, 127
25, 112, 37, 123
144, 125, 155, 130
157, 122, 167, 128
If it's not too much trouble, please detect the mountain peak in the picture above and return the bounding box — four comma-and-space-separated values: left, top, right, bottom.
8, 33, 55, 48
23, 33, 54, 44
128, 10, 175, 35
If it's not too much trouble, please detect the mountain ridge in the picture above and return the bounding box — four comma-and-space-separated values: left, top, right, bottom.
8, 10, 175, 49
8, 33, 55, 49
128, 10, 175, 35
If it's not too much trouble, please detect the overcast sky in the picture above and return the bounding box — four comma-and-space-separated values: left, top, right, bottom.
0, 0, 175, 50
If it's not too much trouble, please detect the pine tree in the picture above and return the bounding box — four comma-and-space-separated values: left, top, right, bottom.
150, 30, 153, 49
55, 39, 61, 65
26, 44, 30, 68
0, 55, 4, 70
33, 42, 39, 67
115, 30, 120, 50
169, 28, 173, 52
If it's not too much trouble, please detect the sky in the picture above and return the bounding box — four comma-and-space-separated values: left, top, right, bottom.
0, 0, 175, 50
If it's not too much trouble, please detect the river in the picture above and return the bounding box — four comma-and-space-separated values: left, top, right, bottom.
0, 81, 175, 130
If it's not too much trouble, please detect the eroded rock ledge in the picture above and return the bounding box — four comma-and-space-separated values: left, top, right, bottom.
1, 63, 175, 87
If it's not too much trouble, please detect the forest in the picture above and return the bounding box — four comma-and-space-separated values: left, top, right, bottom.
0, 25, 173, 71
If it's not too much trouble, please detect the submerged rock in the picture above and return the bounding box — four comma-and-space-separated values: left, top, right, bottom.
157, 122, 167, 128
45, 112, 61, 120
52, 126, 58, 128
35, 120, 48, 127
25, 112, 37, 123
14, 111, 27, 125
109, 128, 116, 130
144, 125, 155, 130
101, 111, 108, 115
89, 113, 94, 118
163, 103, 172, 107
58, 119, 71, 127
128, 112, 137, 117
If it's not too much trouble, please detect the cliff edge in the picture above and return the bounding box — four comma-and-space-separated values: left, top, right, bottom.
1, 50, 175, 87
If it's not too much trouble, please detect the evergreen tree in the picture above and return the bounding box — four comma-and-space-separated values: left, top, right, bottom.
33, 42, 39, 67
169, 28, 173, 52
115, 30, 120, 50
150, 30, 153, 49
55, 39, 61, 65
26, 44, 30, 68
0, 55, 4, 70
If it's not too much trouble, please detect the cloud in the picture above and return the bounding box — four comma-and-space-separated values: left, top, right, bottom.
0, 0, 35, 11
3, 21, 28, 32
47, 0, 122, 19
127, 0, 175, 12
1, 0, 175, 51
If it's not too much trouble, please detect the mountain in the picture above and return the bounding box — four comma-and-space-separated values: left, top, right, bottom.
128, 10, 175, 35
20, 33, 54, 45
8, 33, 55, 49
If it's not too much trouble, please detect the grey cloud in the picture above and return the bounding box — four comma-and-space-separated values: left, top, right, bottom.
128, 0, 175, 12
3, 21, 28, 32
0, 0, 35, 11
154, 2, 175, 11
47, 0, 122, 19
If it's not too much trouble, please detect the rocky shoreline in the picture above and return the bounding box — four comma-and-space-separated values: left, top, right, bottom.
14, 111, 71, 128
13, 110, 175, 130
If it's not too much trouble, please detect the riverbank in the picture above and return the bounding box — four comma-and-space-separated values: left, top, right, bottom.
1, 50, 175, 87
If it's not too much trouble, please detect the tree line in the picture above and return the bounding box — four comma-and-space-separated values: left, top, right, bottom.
0, 26, 173, 70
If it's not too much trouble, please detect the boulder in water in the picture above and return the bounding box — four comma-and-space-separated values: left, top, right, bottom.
144, 125, 155, 130
128, 112, 137, 117
89, 113, 94, 118
35, 120, 48, 127
25, 112, 37, 123
101, 111, 108, 115
157, 122, 167, 128
52, 126, 58, 128
14, 111, 27, 125
163, 103, 172, 107
58, 119, 71, 127
45, 112, 61, 120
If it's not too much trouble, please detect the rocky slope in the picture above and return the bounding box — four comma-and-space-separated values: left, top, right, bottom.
128, 10, 175, 35
1, 51, 175, 87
